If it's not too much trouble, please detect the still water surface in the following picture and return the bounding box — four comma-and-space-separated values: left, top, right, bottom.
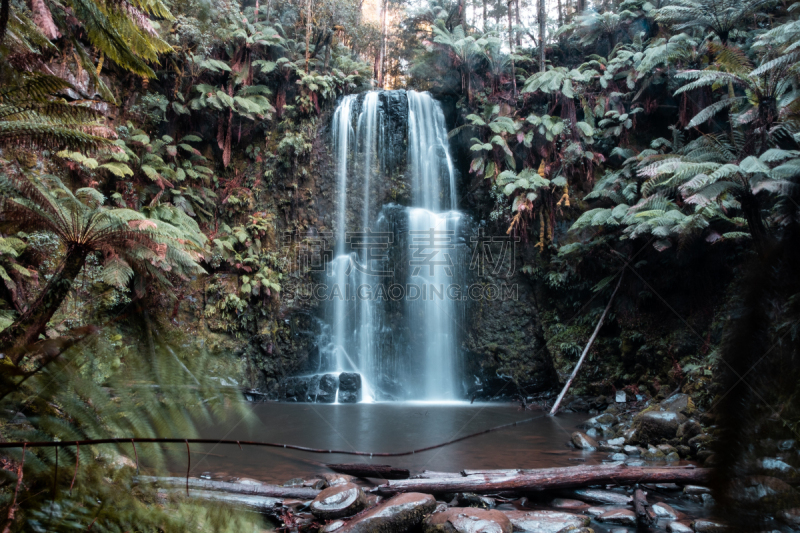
182, 402, 604, 483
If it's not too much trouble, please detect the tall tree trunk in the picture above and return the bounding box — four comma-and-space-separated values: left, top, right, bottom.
0, 245, 89, 360
507, 0, 517, 96
304, 0, 312, 73
0, 0, 9, 47
378, 0, 388, 87
459, 0, 468, 30
740, 191, 769, 257
264, 0, 271, 21
483, 0, 487, 31
557, 0, 563, 26
538, 0, 546, 72
142, 308, 157, 360
254, 0, 259, 23
514, 0, 521, 46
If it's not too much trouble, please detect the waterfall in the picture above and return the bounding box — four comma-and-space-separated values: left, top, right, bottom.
323, 90, 465, 401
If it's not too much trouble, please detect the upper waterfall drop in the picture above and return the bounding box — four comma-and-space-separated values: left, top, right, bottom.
322, 89, 466, 402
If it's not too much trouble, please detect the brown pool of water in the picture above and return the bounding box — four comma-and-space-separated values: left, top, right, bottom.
178, 402, 606, 483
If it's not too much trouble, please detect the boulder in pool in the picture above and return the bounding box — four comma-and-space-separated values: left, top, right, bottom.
425, 507, 512, 533
333, 492, 436, 533
310, 483, 367, 519
338, 373, 362, 403
316, 374, 338, 403
502, 510, 589, 533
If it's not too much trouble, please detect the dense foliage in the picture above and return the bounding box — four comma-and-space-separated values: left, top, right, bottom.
0, 0, 799, 528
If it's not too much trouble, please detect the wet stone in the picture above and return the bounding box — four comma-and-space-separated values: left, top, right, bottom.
598, 509, 636, 526
571, 432, 598, 451
667, 522, 693, 533
635, 411, 686, 442
652, 502, 680, 520
424, 507, 512, 533
683, 485, 711, 495
316, 374, 338, 403
571, 489, 631, 506
310, 483, 367, 520
502, 510, 589, 533
623, 445, 640, 456
322, 474, 357, 487
586, 506, 613, 517
550, 498, 587, 509
336, 492, 437, 533
692, 520, 727, 532
610, 453, 627, 461
778, 507, 800, 526
338, 373, 362, 403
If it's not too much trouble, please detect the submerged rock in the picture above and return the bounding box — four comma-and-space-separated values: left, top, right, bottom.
425, 508, 512, 533
334, 492, 436, 533
338, 373, 362, 403
502, 510, 589, 533
571, 432, 598, 451
310, 483, 367, 519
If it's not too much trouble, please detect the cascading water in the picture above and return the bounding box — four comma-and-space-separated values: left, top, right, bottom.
321, 90, 466, 401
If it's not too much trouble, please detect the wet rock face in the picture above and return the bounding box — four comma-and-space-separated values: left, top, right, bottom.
464, 269, 555, 400
338, 373, 362, 403
335, 492, 436, 533
310, 483, 367, 520
424, 507, 512, 533
284, 376, 316, 402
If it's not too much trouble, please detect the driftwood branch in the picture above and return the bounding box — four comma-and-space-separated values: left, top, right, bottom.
550, 273, 624, 416
374, 464, 710, 495
326, 463, 410, 479
136, 476, 320, 499
633, 488, 656, 527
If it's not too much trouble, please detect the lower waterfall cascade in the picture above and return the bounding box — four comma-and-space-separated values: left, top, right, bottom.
316, 89, 467, 402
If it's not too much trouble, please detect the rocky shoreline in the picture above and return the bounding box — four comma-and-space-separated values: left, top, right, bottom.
143, 391, 800, 532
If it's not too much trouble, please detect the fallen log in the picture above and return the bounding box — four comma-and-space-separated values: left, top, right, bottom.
633, 488, 656, 527
174, 489, 282, 512
374, 464, 711, 495
550, 273, 624, 416
412, 471, 464, 479
136, 476, 320, 499
326, 463, 410, 480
